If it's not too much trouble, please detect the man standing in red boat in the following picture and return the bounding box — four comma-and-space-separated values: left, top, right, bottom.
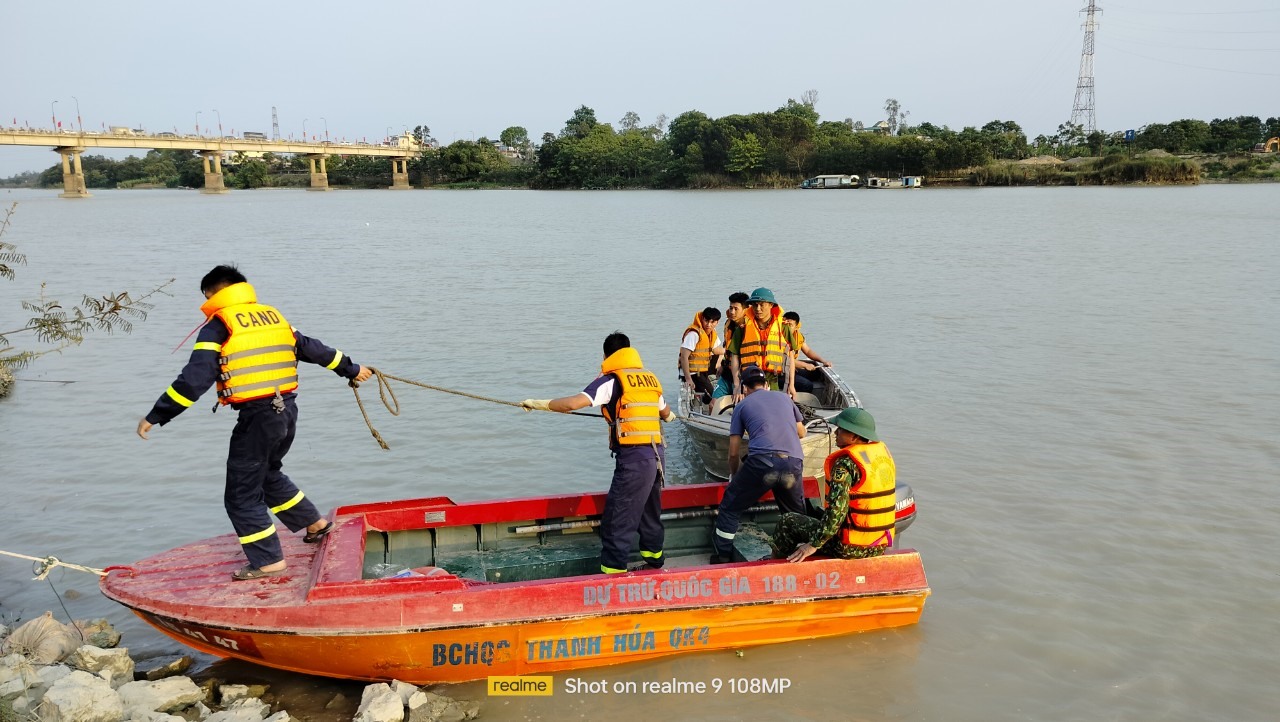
136, 265, 373, 581
770, 407, 896, 562
520, 332, 677, 574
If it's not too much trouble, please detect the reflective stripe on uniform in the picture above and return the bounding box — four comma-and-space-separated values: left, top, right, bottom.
600, 564, 627, 574
640, 550, 663, 559
269, 491, 305, 514
238, 525, 277, 545
220, 344, 296, 363
224, 360, 299, 380
715, 528, 735, 540
164, 385, 195, 408
326, 350, 344, 370
193, 341, 223, 352
226, 376, 299, 396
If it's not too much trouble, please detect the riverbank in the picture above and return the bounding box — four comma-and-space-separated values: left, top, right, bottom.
0, 614, 481, 722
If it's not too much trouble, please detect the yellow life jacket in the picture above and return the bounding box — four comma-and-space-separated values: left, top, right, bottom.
824, 442, 897, 547
600, 347, 663, 447
739, 306, 788, 373
199, 283, 298, 405
681, 312, 719, 374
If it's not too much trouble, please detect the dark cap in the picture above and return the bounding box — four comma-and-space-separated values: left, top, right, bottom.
741, 364, 767, 386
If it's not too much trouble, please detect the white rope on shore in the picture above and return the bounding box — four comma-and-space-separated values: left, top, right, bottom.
0, 550, 106, 580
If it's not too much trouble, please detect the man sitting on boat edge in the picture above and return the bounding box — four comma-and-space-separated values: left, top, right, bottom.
781, 311, 834, 395
520, 332, 677, 575
771, 407, 896, 563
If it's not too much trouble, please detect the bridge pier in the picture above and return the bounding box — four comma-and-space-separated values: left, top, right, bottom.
306, 155, 330, 191
56, 148, 90, 198
389, 158, 411, 190
200, 152, 228, 194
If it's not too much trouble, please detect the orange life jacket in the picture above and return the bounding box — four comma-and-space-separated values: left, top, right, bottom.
824, 442, 897, 547
739, 306, 788, 373
199, 282, 298, 405
599, 347, 663, 448
681, 312, 719, 374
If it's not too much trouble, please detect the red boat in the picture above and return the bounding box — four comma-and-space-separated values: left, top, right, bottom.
100, 480, 927, 684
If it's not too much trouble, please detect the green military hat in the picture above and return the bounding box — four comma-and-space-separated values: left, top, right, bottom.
748, 287, 777, 304
832, 407, 879, 441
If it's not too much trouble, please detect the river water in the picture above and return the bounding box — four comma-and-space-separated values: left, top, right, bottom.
0, 185, 1276, 720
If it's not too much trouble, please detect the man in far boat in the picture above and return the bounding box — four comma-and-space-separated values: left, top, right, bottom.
771, 408, 896, 563
521, 332, 677, 574
136, 265, 373, 581
711, 364, 807, 564
729, 287, 799, 401
679, 306, 723, 405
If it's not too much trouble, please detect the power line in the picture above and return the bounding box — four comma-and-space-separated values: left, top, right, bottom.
1101, 42, 1280, 76
1110, 37, 1280, 52
1105, 2, 1280, 15
1106, 19, 1280, 33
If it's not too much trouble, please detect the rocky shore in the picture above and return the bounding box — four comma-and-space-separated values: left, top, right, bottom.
0, 615, 480, 722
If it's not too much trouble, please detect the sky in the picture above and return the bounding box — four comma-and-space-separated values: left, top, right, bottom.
2, 0, 1277, 176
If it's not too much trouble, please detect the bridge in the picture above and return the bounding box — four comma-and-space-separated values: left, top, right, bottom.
0, 129, 423, 197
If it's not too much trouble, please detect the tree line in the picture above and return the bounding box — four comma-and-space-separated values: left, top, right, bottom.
5, 96, 1278, 189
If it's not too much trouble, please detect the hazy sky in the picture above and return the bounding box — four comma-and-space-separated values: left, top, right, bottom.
2, 0, 1277, 175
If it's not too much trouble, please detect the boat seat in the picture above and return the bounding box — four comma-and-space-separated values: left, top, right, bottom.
792, 392, 823, 408
710, 395, 734, 415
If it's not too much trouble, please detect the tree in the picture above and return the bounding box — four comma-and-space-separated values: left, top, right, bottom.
412, 125, 435, 146
500, 126, 529, 149
233, 159, 270, 189
0, 203, 173, 385
562, 105, 598, 139
799, 89, 819, 108
726, 132, 765, 174
618, 111, 641, 132
884, 98, 910, 136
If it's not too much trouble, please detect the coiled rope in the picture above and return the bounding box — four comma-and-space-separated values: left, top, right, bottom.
350, 367, 602, 450
0, 550, 106, 580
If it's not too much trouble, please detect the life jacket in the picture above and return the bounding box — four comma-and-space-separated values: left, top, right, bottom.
599, 347, 663, 448
824, 442, 897, 547
739, 306, 788, 373
199, 282, 298, 405
681, 312, 719, 374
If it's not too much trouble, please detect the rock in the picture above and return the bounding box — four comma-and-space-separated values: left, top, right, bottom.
2, 612, 81, 664
0, 653, 39, 700
355, 683, 404, 722
39, 669, 124, 722
324, 692, 346, 709
134, 655, 194, 681
197, 677, 221, 703
218, 684, 269, 704
203, 697, 269, 722
74, 618, 122, 649
117, 676, 205, 714
128, 711, 187, 722
0, 624, 10, 642
36, 664, 72, 688
262, 713, 292, 722
0, 363, 13, 398
406, 691, 477, 722
389, 680, 419, 705
68, 645, 135, 688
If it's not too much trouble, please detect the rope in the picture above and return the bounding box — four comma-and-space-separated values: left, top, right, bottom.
0, 550, 106, 580
350, 367, 603, 450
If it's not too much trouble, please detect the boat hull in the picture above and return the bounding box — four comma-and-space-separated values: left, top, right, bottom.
129, 575, 926, 683
102, 485, 927, 685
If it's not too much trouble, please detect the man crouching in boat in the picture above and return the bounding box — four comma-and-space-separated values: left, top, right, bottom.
771, 408, 895, 563
136, 265, 373, 581
521, 332, 676, 574
712, 364, 807, 564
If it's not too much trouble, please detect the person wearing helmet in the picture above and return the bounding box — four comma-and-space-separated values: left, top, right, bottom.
770, 407, 897, 562
727, 287, 800, 402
